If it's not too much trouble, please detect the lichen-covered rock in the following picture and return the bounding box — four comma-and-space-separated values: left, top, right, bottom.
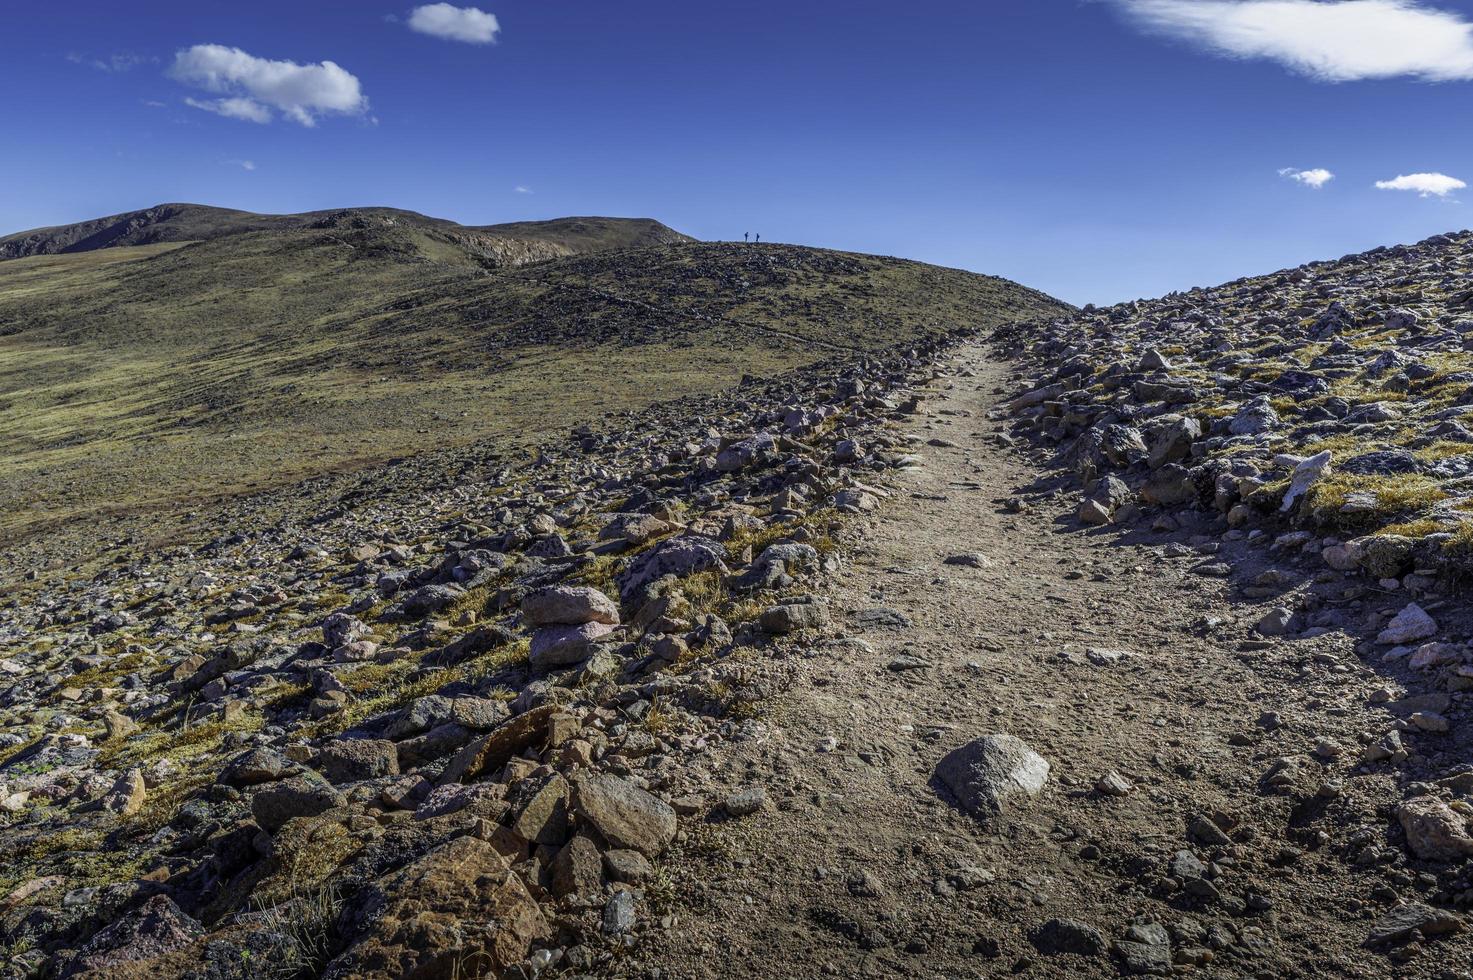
618, 535, 730, 603
326, 836, 548, 979
63, 895, 203, 975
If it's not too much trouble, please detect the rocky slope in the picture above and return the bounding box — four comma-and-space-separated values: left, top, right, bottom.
15, 221, 1473, 979
978, 228, 1473, 974
995, 228, 1473, 603
0, 323, 977, 977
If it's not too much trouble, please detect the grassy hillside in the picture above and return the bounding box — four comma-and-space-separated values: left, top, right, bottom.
0, 211, 1067, 543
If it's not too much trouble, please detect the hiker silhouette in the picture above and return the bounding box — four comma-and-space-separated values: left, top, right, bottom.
744, 232, 749, 243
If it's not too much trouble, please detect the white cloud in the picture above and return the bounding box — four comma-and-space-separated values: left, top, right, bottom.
232, 159, 257, 171
515, 185, 533, 194
185, 96, 273, 124
170, 44, 368, 126
1116, 0, 1473, 82
408, 4, 500, 44
1279, 166, 1334, 188
1375, 172, 1467, 197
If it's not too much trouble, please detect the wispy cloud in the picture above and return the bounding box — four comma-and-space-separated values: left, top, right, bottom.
1115, 0, 1473, 82
185, 95, 273, 124
170, 44, 368, 126
407, 4, 501, 44
68, 51, 154, 72
1279, 166, 1334, 188
229, 159, 258, 171
1375, 172, 1466, 197
515, 185, 533, 194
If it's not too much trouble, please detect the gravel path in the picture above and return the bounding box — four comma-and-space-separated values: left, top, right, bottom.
641, 343, 1470, 979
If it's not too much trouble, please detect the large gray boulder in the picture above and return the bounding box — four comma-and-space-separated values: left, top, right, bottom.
529, 621, 615, 669
522, 585, 620, 627
935, 734, 1050, 819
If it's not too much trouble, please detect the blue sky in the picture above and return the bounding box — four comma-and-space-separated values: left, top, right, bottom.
4, 0, 1473, 305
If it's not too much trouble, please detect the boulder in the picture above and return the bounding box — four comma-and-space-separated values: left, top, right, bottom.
1030, 917, 1106, 956
438, 705, 561, 786
935, 734, 1050, 819
522, 585, 620, 627
100, 769, 146, 817
618, 536, 730, 604
759, 600, 829, 634
221, 747, 293, 787
1147, 415, 1200, 468
1398, 796, 1473, 861
529, 621, 615, 669
251, 775, 345, 832
317, 739, 400, 784
1280, 450, 1331, 512
326, 836, 547, 979
65, 895, 202, 974
1229, 396, 1279, 436
1378, 603, 1438, 645
1361, 534, 1415, 579
550, 834, 604, 898
1367, 903, 1463, 946
573, 773, 677, 857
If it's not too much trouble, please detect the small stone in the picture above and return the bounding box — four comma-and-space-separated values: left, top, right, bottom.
724, 787, 767, 817
602, 890, 636, 935
1030, 918, 1106, 956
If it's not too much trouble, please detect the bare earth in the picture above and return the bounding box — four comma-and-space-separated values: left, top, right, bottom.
641, 343, 1472, 979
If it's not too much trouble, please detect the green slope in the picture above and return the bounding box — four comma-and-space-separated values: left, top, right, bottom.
0, 211, 1068, 542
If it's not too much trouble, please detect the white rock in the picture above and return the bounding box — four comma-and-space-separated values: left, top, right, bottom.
1377, 603, 1438, 645
1280, 451, 1332, 512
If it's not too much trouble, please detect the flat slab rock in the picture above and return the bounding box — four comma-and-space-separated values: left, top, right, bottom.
1366, 903, 1463, 946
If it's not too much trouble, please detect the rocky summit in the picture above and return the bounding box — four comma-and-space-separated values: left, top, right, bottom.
10, 216, 1473, 980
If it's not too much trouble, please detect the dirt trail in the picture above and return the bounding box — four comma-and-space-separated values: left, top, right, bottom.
643, 343, 1468, 979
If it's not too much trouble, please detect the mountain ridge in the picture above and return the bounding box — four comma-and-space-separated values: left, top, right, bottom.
0, 202, 691, 263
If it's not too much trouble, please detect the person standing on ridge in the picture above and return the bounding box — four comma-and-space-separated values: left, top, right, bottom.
744, 232, 749, 243
755, 233, 761, 243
